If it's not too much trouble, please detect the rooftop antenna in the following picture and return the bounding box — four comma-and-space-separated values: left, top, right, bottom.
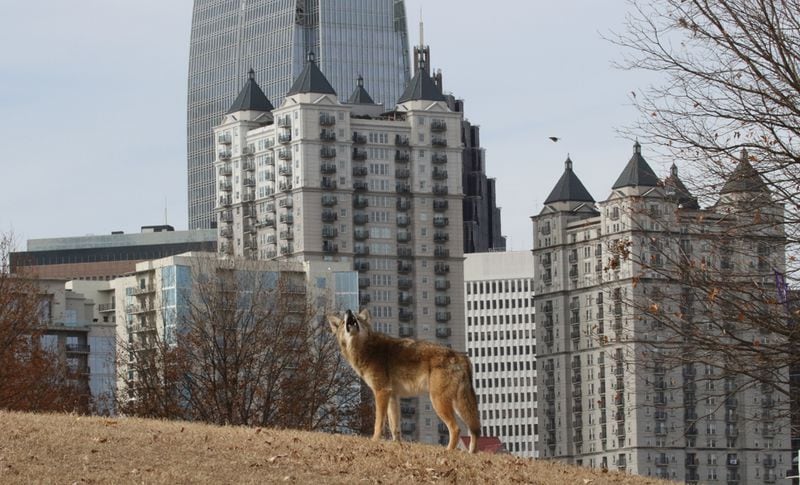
164, 197, 168, 225
419, 7, 424, 48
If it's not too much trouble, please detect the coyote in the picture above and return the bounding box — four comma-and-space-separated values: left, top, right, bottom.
328, 309, 481, 452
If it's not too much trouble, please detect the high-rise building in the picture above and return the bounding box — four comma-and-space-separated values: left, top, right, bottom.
10, 226, 216, 281
532, 144, 791, 482
188, 0, 411, 230
212, 44, 465, 445
464, 251, 536, 457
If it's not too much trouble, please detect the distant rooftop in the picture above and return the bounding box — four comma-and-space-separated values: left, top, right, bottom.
26, 227, 216, 252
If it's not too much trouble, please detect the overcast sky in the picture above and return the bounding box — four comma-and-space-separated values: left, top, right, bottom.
0, 1, 659, 251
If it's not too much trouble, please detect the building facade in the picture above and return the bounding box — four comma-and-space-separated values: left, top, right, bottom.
10, 226, 216, 281
464, 251, 536, 457
212, 46, 465, 445
188, 0, 411, 230
533, 144, 792, 483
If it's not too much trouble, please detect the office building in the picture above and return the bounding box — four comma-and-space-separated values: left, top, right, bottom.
10, 226, 216, 281
188, 0, 411, 230
464, 251, 536, 457
212, 43, 465, 445
532, 144, 792, 482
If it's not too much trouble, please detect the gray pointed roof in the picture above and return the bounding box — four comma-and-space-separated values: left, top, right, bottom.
287, 52, 336, 96
347, 76, 375, 104
664, 164, 699, 209
720, 149, 769, 194
226, 68, 274, 114
612, 141, 661, 189
397, 68, 445, 103
544, 157, 595, 204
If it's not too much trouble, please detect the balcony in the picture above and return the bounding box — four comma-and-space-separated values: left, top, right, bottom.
431, 152, 447, 164
352, 165, 368, 177
320, 129, 336, 142
433, 216, 449, 227
219, 211, 233, 223
354, 196, 369, 209
395, 168, 410, 179
436, 312, 451, 323
359, 294, 370, 305
354, 245, 370, 256
243, 177, 255, 187
395, 135, 410, 146
353, 181, 368, 192
433, 199, 448, 211
320, 162, 336, 174
321, 242, 336, 253
280, 244, 294, 255
321, 178, 337, 190
319, 113, 336, 126
396, 182, 411, 194
396, 198, 411, 211
320, 147, 336, 159
431, 136, 447, 147
321, 226, 338, 239
399, 309, 413, 322
435, 280, 450, 291
353, 229, 369, 241
395, 150, 410, 162
436, 327, 452, 338
353, 213, 369, 225
435, 296, 451, 306
434, 263, 450, 275
397, 246, 413, 258
279, 230, 294, 241
218, 165, 232, 177
396, 215, 411, 227
398, 277, 413, 290
66, 344, 90, 353
321, 210, 337, 223
219, 195, 232, 207
398, 294, 413, 306
278, 148, 291, 160
242, 159, 255, 171
399, 327, 414, 338
432, 184, 448, 195
352, 132, 366, 144
431, 119, 447, 132
434, 247, 450, 258
358, 278, 371, 289
354, 260, 369, 272
278, 132, 292, 144
279, 181, 293, 192
397, 260, 413, 273
353, 148, 368, 160
218, 149, 232, 160
219, 182, 232, 192
218, 133, 231, 144
279, 213, 294, 224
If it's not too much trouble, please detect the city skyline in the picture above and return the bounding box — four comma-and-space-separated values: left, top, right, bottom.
1, 1, 657, 251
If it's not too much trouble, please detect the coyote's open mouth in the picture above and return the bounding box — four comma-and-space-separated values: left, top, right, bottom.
345, 310, 359, 333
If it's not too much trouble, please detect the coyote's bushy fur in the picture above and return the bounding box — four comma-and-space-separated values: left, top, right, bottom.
328, 309, 481, 452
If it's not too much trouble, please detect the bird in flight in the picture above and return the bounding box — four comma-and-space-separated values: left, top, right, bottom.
548, 137, 560, 142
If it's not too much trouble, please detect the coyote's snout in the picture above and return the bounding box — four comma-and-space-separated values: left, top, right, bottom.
328, 309, 481, 453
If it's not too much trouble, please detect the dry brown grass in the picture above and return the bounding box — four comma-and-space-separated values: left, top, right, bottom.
0, 411, 668, 484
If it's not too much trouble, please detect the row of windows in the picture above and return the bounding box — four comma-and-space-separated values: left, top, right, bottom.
482, 407, 535, 421
467, 314, 533, 326
466, 279, 532, 295
468, 329, 533, 342
467, 298, 533, 311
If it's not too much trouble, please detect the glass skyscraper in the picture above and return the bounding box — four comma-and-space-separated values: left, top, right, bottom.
187, 0, 411, 229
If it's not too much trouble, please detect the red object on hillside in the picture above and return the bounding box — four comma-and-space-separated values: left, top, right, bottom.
459, 436, 505, 454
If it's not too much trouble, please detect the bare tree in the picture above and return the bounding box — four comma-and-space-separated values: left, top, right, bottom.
0, 234, 86, 412
119, 259, 362, 433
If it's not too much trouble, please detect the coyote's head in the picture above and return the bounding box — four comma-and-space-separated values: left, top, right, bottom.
327, 309, 371, 351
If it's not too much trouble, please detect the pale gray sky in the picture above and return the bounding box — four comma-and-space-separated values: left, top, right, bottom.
0, 1, 658, 250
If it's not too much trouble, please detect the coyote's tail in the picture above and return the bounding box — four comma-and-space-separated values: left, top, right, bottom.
456, 355, 481, 452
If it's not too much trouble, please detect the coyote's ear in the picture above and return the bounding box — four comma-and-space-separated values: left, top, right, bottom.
358, 308, 371, 324
327, 315, 342, 333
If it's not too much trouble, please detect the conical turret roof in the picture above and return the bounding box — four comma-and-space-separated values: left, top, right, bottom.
347, 76, 376, 104
664, 164, 699, 209
612, 141, 660, 189
226, 68, 274, 114
287, 52, 337, 96
544, 156, 595, 204
397, 66, 445, 103
720, 149, 769, 194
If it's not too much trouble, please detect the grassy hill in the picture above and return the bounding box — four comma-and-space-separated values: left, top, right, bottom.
0, 411, 668, 484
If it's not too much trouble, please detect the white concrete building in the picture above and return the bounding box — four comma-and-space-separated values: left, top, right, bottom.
464, 251, 537, 457
212, 46, 465, 445
532, 145, 792, 483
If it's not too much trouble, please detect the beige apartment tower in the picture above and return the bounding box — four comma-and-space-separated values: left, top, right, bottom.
532, 145, 792, 483
212, 48, 465, 445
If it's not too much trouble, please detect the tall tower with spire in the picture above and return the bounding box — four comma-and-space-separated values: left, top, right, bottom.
188, 0, 411, 230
